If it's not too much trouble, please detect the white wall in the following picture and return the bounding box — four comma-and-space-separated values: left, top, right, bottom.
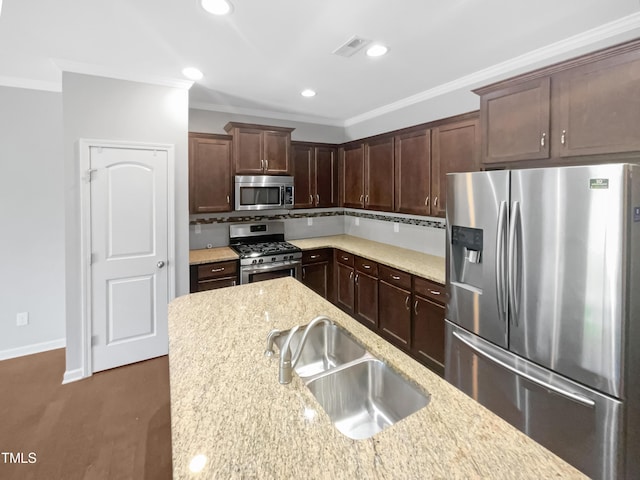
189, 108, 347, 144
62, 73, 189, 378
0, 87, 66, 359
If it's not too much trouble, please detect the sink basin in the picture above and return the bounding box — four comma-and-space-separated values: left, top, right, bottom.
306, 359, 430, 440
275, 323, 367, 378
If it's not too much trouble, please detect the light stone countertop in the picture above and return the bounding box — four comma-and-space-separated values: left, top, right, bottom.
289, 235, 446, 284
168, 277, 586, 480
189, 246, 238, 265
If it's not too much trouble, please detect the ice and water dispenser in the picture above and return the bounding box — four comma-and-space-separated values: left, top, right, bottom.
450, 226, 484, 291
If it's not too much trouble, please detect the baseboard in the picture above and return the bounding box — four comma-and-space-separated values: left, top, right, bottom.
0, 338, 66, 361
62, 368, 85, 384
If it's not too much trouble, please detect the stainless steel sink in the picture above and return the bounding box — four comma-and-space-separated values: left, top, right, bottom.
306, 359, 430, 440
274, 322, 367, 378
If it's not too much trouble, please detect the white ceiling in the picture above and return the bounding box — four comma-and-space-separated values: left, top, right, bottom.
1, 0, 639, 126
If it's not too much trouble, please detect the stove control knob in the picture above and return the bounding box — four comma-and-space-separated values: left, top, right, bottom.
258, 258, 263, 264
252, 259, 257, 265
272, 257, 276, 262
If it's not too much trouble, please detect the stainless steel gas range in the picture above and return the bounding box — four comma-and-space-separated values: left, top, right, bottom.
229, 222, 302, 284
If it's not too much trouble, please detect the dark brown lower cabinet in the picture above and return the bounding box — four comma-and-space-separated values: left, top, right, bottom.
355, 271, 378, 328
378, 281, 411, 349
411, 295, 445, 375
301, 249, 333, 300
336, 263, 355, 313
190, 260, 238, 293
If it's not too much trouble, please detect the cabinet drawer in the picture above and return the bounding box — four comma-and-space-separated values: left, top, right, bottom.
336, 250, 355, 266
379, 265, 411, 290
354, 256, 378, 277
197, 277, 237, 292
196, 261, 238, 281
413, 277, 445, 304
302, 249, 332, 264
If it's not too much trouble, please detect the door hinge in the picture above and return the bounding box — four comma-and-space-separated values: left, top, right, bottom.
89, 252, 96, 265
86, 169, 97, 182
91, 335, 99, 346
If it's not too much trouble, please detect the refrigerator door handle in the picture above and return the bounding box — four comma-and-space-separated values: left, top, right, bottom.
452, 330, 596, 408
508, 201, 520, 326
496, 201, 508, 323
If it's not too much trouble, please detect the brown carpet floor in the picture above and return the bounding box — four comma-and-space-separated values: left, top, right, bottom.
0, 349, 172, 480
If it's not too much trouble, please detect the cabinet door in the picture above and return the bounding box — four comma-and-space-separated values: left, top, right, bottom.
189, 136, 232, 214
355, 271, 378, 328
233, 128, 264, 174
412, 295, 445, 375
263, 130, 290, 174
342, 144, 365, 208
293, 144, 314, 208
394, 128, 431, 215
315, 146, 338, 207
379, 281, 411, 349
431, 118, 480, 218
336, 263, 355, 313
553, 49, 640, 157
481, 77, 550, 164
301, 262, 328, 299
365, 136, 394, 211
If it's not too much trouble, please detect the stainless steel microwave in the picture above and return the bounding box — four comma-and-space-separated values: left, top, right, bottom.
234, 175, 295, 211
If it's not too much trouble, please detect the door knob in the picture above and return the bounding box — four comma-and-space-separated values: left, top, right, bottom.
157, 261, 165, 268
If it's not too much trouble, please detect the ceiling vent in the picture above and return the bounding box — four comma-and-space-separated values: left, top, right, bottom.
332, 35, 371, 58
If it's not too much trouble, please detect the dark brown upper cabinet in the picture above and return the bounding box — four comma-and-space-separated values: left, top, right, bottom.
224, 122, 294, 175
188, 133, 232, 214
293, 142, 338, 208
394, 128, 431, 216
431, 118, 480, 218
364, 136, 395, 211
479, 77, 551, 164
477, 39, 640, 165
341, 143, 365, 208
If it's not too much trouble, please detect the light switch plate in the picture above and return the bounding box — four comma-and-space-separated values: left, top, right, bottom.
394, 222, 399, 233
307, 217, 313, 226
16, 312, 28, 326
195, 224, 202, 234
355, 217, 360, 226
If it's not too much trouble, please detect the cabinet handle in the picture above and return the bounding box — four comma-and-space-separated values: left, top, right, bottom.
424, 196, 429, 207
265, 159, 269, 171
391, 275, 401, 281
540, 132, 546, 147
429, 289, 441, 296
310, 254, 320, 259
342, 256, 349, 261
362, 264, 371, 269
349, 271, 353, 280
211, 267, 225, 273
561, 130, 567, 145
405, 295, 410, 310
365, 194, 369, 204
355, 273, 359, 285
434, 196, 438, 207
316, 194, 320, 205
414, 300, 419, 315
359, 194, 364, 203
309, 194, 313, 203
260, 159, 264, 170
302, 267, 305, 280
226, 195, 230, 204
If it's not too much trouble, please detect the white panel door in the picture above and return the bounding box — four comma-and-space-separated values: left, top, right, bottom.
90, 146, 169, 372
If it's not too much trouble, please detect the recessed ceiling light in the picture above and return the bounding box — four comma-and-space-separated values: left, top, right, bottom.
201, 0, 232, 15
366, 44, 388, 57
301, 89, 316, 98
182, 67, 203, 81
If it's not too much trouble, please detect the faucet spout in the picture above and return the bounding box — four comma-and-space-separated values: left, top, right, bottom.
278, 316, 334, 384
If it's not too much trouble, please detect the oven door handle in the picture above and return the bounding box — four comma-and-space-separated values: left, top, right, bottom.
241, 260, 302, 274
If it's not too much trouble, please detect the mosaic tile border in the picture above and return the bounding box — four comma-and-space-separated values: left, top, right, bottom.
190, 209, 446, 229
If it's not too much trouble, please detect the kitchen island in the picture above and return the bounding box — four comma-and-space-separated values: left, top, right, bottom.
168, 277, 585, 479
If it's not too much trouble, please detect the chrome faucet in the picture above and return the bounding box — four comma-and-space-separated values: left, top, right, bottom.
277, 315, 334, 384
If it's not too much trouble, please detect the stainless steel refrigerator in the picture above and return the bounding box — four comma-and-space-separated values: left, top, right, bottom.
445, 163, 640, 480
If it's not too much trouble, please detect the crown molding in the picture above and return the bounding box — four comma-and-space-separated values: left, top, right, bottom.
52, 59, 194, 90
344, 11, 640, 127
190, 101, 345, 127
0, 75, 62, 92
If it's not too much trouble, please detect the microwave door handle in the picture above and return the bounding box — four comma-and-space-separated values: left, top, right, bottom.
452, 330, 595, 408
281, 186, 284, 206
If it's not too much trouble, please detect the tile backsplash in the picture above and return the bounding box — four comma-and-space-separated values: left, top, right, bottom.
189, 208, 446, 257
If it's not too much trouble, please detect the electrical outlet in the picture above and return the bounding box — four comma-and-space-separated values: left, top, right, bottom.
195, 224, 202, 234
307, 217, 313, 226
355, 217, 360, 226
394, 222, 399, 233
16, 312, 28, 327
